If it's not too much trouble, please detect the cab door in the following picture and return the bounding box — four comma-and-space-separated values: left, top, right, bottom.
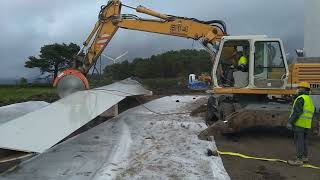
253, 40, 288, 88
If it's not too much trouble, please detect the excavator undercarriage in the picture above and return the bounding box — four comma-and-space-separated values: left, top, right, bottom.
199, 94, 320, 139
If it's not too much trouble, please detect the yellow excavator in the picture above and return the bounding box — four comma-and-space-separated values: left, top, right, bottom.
54, 0, 320, 135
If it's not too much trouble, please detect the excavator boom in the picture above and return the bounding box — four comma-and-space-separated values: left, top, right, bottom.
80, 0, 225, 73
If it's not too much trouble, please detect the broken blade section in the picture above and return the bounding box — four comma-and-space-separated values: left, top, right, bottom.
0, 78, 151, 153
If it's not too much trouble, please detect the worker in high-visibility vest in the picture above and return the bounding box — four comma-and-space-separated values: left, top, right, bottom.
236, 51, 248, 72
287, 82, 315, 166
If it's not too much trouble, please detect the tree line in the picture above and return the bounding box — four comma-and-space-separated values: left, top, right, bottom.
104, 49, 212, 80
24, 43, 212, 81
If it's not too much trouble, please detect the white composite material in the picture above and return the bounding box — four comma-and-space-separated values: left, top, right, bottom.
0, 79, 151, 153
0, 101, 49, 125
1, 96, 230, 180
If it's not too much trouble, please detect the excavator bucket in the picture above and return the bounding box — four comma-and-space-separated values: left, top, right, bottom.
53, 69, 89, 98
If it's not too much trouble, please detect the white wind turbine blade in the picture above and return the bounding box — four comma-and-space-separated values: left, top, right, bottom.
102, 54, 115, 61
114, 51, 128, 62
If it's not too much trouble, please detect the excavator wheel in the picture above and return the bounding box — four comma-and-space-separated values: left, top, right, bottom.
53, 69, 89, 98
205, 96, 219, 126
205, 95, 236, 125
218, 102, 235, 122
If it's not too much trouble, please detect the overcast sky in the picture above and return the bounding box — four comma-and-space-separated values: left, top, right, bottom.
0, 0, 304, 79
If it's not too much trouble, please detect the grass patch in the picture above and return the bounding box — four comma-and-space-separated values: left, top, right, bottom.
141, 78, 186, 89
0, 85, 57, 104
88, 77, 113, 88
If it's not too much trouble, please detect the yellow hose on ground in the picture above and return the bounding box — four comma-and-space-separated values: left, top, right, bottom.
216, 150, 320, 170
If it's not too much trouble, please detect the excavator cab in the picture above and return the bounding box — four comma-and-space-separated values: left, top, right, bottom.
201, 36, 320, 138
201, 36, 297, 136
212, 35, 289, 90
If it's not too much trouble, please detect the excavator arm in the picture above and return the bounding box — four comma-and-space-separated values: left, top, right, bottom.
54, 0, 227, 97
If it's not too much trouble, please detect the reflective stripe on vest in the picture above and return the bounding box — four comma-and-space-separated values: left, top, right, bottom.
291, 95, 315, 129
238, 56, 248, 66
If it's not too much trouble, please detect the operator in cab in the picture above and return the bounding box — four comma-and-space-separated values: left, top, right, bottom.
287, 82, 315, 166
223, 50, 248, 87
236, 51, 248, 72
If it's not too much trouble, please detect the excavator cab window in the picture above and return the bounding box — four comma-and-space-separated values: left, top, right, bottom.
254, 41, 286, 88
217, 40, 250, 88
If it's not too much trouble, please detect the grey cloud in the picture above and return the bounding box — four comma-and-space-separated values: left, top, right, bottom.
0, 0, 303, 79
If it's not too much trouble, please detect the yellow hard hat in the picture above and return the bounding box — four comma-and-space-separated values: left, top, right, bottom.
298, 82, 311, 89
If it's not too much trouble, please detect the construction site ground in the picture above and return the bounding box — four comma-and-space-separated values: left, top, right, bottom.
1, 92, 320, 179
215, 128, 320, 180
186, 95, 320, 180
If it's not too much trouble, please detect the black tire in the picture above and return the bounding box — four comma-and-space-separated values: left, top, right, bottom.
219, 102, 235, 121
206, 96, 218, 125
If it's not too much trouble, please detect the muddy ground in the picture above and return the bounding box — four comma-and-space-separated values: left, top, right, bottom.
190, 101, 320, 180
215, 128, 320, 180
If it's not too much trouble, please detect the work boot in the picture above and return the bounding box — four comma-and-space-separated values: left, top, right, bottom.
288, 159, 303, 166
302, 157, 309, 163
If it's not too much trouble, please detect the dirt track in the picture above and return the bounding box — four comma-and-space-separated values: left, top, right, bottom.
215, 128, 320, 180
